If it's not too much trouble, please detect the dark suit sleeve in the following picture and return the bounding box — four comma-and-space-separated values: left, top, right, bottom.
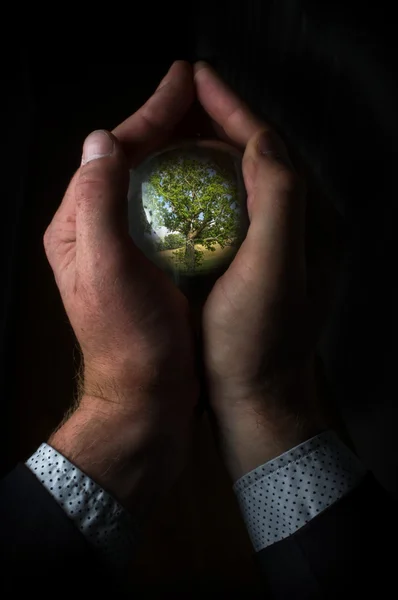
0, 464, 117, 592
256, 473, 396, 599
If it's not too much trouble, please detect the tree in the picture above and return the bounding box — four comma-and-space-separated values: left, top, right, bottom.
145, 153, 240, 271
162, 232, 186, 250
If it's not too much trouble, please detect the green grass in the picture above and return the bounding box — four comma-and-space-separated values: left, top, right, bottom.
157, 243, 235, 273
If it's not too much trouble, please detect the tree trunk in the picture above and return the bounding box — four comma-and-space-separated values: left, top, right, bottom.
185, 237, 196, 271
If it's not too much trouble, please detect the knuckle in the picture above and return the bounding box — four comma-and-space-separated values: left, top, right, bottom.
76, 170, 106, 202
78, 166, 104, 187
267, 162, 302, 194
75, 163, 123, 207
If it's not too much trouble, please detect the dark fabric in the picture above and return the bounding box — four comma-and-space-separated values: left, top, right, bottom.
0, 464, 116, 592
2, 465, 395, 598
257, 473, 396, 599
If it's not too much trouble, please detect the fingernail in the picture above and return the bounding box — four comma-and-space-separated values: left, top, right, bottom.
81, 130, 114, 165
156, 72, 170, 91
258, 130, 290, 164
194, 60, 211, 75
156, 61, 177, 90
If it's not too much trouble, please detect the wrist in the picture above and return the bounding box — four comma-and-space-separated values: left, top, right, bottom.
82, 360, 198, 419
49, 395, 191, 519
213, 404, 322, 481
209, 363, 324, 481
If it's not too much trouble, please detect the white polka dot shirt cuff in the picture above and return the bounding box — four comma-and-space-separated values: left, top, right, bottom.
233, 430, 367, 552
25, 443, 138, 567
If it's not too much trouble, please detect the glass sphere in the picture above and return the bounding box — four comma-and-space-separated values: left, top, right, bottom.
128, 140, 247, 282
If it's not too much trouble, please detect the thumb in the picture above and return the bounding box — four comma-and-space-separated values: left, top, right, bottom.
76, 130, 130, 258
237, 129, 307, 298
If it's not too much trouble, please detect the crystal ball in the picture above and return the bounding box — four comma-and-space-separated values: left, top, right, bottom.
128, 140, 247, 280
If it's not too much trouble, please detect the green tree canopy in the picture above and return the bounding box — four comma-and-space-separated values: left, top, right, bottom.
145, 153, 240, 271
160, 232, 186, 250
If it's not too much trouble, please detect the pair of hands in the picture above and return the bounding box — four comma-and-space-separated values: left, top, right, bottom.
44, 61, 321, 517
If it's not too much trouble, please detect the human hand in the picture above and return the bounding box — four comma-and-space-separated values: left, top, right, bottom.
194, 63, 325, 479
44, 62, 199, 514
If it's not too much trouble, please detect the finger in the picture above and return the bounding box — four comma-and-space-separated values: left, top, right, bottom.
75, 130, 132, 275
45, 168, 78, 241
46, 61, 194, 262
113, 60, 194, 166
229, 129, 306, 299
43, 166, 80, 285
194, 61, 264, 147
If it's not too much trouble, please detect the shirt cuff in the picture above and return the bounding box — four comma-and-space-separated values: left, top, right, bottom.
25, 443, 138, 567
233, 430, 367, 552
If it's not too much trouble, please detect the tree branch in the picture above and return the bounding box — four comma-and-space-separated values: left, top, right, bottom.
193, 216, 212, 239
200, 235, 223, 242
